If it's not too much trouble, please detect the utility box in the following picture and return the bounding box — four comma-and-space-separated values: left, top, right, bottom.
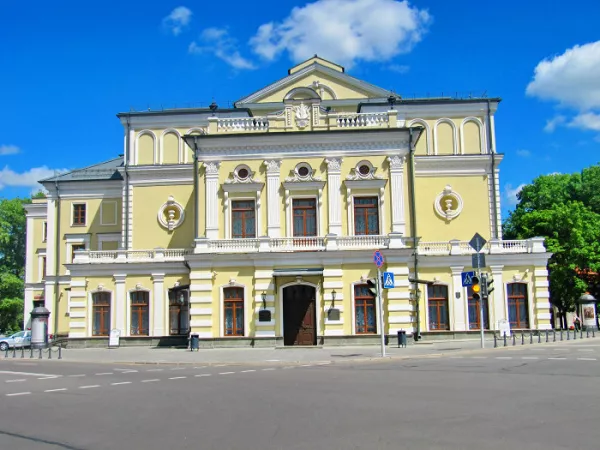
30, 306, 50, 349
397, 330, 407, 348
190, 334, 199, 351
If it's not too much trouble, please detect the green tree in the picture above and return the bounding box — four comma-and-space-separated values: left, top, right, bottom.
504, 168, 600, 328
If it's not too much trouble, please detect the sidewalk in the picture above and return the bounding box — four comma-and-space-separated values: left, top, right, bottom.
53, 339, 496, 366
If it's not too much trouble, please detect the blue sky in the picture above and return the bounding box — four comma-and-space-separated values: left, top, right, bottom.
1, 0, 599, 217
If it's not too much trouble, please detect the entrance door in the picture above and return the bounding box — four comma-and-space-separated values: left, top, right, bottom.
283, 285, 316, 346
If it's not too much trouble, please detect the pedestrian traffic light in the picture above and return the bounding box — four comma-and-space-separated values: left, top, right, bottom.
367, 278, 378, 296
471, 275, 481, 300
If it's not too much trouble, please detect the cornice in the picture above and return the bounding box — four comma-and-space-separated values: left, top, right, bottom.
416, 252, 551, 268
125, 165, 194, 186
345, 179, 387, 189
222, 182, 264, 193
415, 154, 504, 177
66, 262, 188, 277
359, 100, 499, 119
24, 202, 47, 217
283, 180, 326, 191
43, 180, 122, 199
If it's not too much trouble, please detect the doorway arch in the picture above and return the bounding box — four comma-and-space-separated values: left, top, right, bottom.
280, 282, 318, 346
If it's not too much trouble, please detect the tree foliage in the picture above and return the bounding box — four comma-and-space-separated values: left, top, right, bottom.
0, 198, 28, 334
503, 166, 600, 326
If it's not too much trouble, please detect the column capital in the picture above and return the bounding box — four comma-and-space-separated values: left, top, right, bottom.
489, 264, 505, 273
264, 159, 282, 174
113, 274, 127, 283
203, 161, 220, 176
450, 266, 465, 275
151, 273, 165, 282
325, 158, 343, 173
387, 155, 406, 171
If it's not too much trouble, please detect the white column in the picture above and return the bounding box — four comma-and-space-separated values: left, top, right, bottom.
44, 196, 57, 317
256, 188, 262, 237
326, 158, 342, 236
114, 274, 126, 334
25, 216, 34, 283
152, 273, 165, 336
24, 288, 34, 329
490, 265, 505, 330
388, 155, 406, 234
264, 160, 282, 237
451, 266, 466, 331
204, 161, 220, 240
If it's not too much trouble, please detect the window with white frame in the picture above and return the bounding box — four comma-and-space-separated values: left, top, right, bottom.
42, 221, 47, 242
231, 200, 256, 238
223, 287, 244, 336
353, 196, 380, 235
292, 198, 317, 237
72, 203, 86, 226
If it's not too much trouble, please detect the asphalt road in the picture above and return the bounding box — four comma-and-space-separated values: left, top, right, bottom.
1, 341, 599, 450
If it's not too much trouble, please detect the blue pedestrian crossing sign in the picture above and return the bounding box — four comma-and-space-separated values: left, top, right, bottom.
461, 271, 475, 287
382, 272, 395, 289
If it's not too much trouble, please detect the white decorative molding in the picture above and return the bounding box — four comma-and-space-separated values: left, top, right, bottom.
204, 161, 220, 239
225, 164, 258, 184
326, 158, 343, 236
460, 117, 485, 155
285, 162, 322, 183
434, 185, 464, 222
388, 155, 406, 234
433, 118, 459, 155
294, 102, 311, 128
264, 160, 282, 174
406, 119, 432, 155
157, 196, 185, 231
415, 154, 504, 177
264, 160, 282, 237
346, 160, 383, 181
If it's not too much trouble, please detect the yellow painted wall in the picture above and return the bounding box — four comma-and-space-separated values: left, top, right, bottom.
436, 122, 455, 155
132, 185, 194, 249
163, 132, 179, 164
463, 120, 482, 154
138, 134, 154, 165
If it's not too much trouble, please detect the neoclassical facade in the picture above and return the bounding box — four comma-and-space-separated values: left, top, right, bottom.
24, 56, 551, 347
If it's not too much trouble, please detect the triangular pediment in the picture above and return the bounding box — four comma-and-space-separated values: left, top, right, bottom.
236, 56, 391, 106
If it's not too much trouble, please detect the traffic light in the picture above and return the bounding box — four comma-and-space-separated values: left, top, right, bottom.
471, 275, 481, 300
486, 275, 494, 296
367, 278, 378, 297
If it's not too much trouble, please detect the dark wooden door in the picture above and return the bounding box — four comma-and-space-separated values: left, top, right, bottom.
283, 285, 316, 346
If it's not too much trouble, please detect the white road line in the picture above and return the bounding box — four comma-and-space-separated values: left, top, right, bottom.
44, 388, 67, 393
111, 382, 132, 385
0, 370, 59, 377
146, 369, 163, 372
548, 357, 566, 360
521, 357, 539, 360
170, 367, 185, 371
67, 374, 86, 378
5, 379, 26, 383
240, 370, 256, 373
6, 392, 31, 396
213, 364, 227, 367
300, 364, 313, 367
495, 357, 513, 360
37, 376, 59, 380
95, 372, 113, 376
449, 356, 464, 359
265, 359, 280, 362
316, 362, 331, 365
219, 372, 235, 375
120, 370, 138, 374
577, 349, 594, 352
577, 357, 597, 361
168, 376, 187, 380
141, 379, 160, 383
79, 385, 100, 389
195, 374, 211, 377
194, 366, 206, 369
262, 368, 275, 371
471, 357, 487, 359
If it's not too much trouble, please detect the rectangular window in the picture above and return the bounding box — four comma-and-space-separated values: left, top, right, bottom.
353, 197, 379, 235
292, 198, 317, 237
41, 257, 46, 280
428, 285, 450, 330
508, 283, 529, 328
92, 292, 111, 337
42, 221, 47, 242
232, 200, 256, 238
130, 291, 150, 336
354, 284, 376, 334
169, 290, 190, 336
467, 286, 489, 330
223, 287, 244, 336
71, 244, 85, 262
73, 203, 86, 226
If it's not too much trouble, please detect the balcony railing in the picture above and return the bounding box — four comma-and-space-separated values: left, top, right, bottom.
336, 112, 389, 128
72, 237, 546, 264
216, 117, 269, 133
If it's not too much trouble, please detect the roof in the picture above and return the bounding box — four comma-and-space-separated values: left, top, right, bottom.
41, 156, 124, 183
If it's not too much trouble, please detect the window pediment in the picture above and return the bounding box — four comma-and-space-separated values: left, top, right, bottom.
345, 179, 387, 190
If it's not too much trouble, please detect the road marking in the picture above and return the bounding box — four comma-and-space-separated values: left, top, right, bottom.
79, 385, 100, 389
6, 392, 31, 396
111, 382, 132, 385
240, 370, 256, 373
95, 372, 113, 376
219, 372, 235, 375
577, 357, 597, 361
266, 359, 280, 362
521, 357, 539, 360
316, 362, 331, 365
37, 376, 59, 380
548, 357, 566, 360
262, 368, 275, 371
577, 349, 594, 352
5, 379, 26, 383
449, 356, 464, 359
170, 367, 185, 371
194, 366, 206, 369
495, 357, 513, 360
44, 388, 67, 393
195, 374, 211, 377
146, 369, 163, 372
471, 357, 487, 359
141, 379, 160, 383
121, 370, 138, 373
0, 370, 59, 377
300, 364, 313, 367
68, 374, 86, 378
213, 364, 227, 367
168, 376, 187, 380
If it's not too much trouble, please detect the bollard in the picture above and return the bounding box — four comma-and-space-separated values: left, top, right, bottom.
581, 329, 583, 339
546, 330, 549, 343
29, 347, 33, 359
530, 332, 533, 344
587, 329, 590, 338
12, 347, 16, 358
58, 346, 62, 360
553, 330, 556, 342
4, 347, 8, 358
494, 335, 497, 348
38, 348, 42, 359
594, 329, 596, 338
567, 329, 570, 340
503, 333, 507, 347
522, 332, 525, 345
538, 332, 541, 344
20, 346, 24, 358
513, 334, 516, 346
48, 348, 52, 360
574, 329, 577, 340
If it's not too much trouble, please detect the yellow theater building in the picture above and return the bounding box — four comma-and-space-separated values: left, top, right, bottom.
24, 56, 551, 347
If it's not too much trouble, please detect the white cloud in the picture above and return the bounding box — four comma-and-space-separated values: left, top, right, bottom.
0, 145, 20, 155
526, 41, 600, 110
162, 6, 192, 36
544, 115, 566, 133
249, 0, 431, 68
389, 64, 410, 74
504, 183, 525, 206
569, 112, 600, 132
516, 149, 531, 157
0, 166, 67, 190
189, 27, 256, 70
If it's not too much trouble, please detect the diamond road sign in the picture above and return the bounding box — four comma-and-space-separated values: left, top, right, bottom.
382, 272, 395, 289
461, 271, 475, 287
469, 233, 487, 253
472, 253, 486, 269
373, 250, 384, 268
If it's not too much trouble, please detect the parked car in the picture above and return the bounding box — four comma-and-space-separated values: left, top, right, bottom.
0, 330, 32, 351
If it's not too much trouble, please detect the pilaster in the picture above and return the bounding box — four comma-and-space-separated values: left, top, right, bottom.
45, 198, 57, 276
323, 265, 344, 336
490, 265, 505, 330
326, 158, 343, 236
388, 155, 406, 234
386, 265, 413, 334
68, 277, 87, 338
114, 274, 127, 334
533, 267, 552, 330
152, 273, 165, 336
204, 161, 220, 240
451, 266, 466, 331
254, 268, 276, 337
264, 160, 282, 237
189, 270, 214, 338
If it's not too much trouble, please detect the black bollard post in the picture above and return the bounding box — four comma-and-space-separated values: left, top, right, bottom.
513, 334, 516, 346
522, 332, 525, 345
581, 329, 583, 339
593, 329, 596, 338
574, 329, 577, 340
587, 329, 590, 338
12, 347, 16, 358
4, 347, 8, 358
504, 333, 507, 347
48, 348, 52, 360
38, 348, 42, 359
58, 346, 62, 360
494, 335, 497, 348
567, 329, 570, 340
530, 332, 533, 344
553, 330, 556, 342
20, 347, 24, 358
29, 347, 33, 359
546, 330, 549, 343
538, 332, 541, 344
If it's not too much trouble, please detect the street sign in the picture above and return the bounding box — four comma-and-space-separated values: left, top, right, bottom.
469, 233, 487, 253
472, 253, 486, 269
373, 250, 384, 268
382, 272, 395, 289
461, 271, 475, 287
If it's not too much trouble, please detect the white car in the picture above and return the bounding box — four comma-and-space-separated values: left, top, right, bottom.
0, 330, 32, 351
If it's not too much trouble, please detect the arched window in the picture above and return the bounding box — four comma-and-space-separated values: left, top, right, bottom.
169, 289, 190, 336
507, 283, 529, 328
224, 287, 244, 336
130, 291, 149, 336
467, 286, 489, 330
92, 292, 111, 337
428, 285, 450, 330
354, 284, 376, 334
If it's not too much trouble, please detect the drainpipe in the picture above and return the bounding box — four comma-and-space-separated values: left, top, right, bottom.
53, 177, 61, 337
487, 100, 499, 238
408, 127, 421, 341
124, 117, 131, 249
